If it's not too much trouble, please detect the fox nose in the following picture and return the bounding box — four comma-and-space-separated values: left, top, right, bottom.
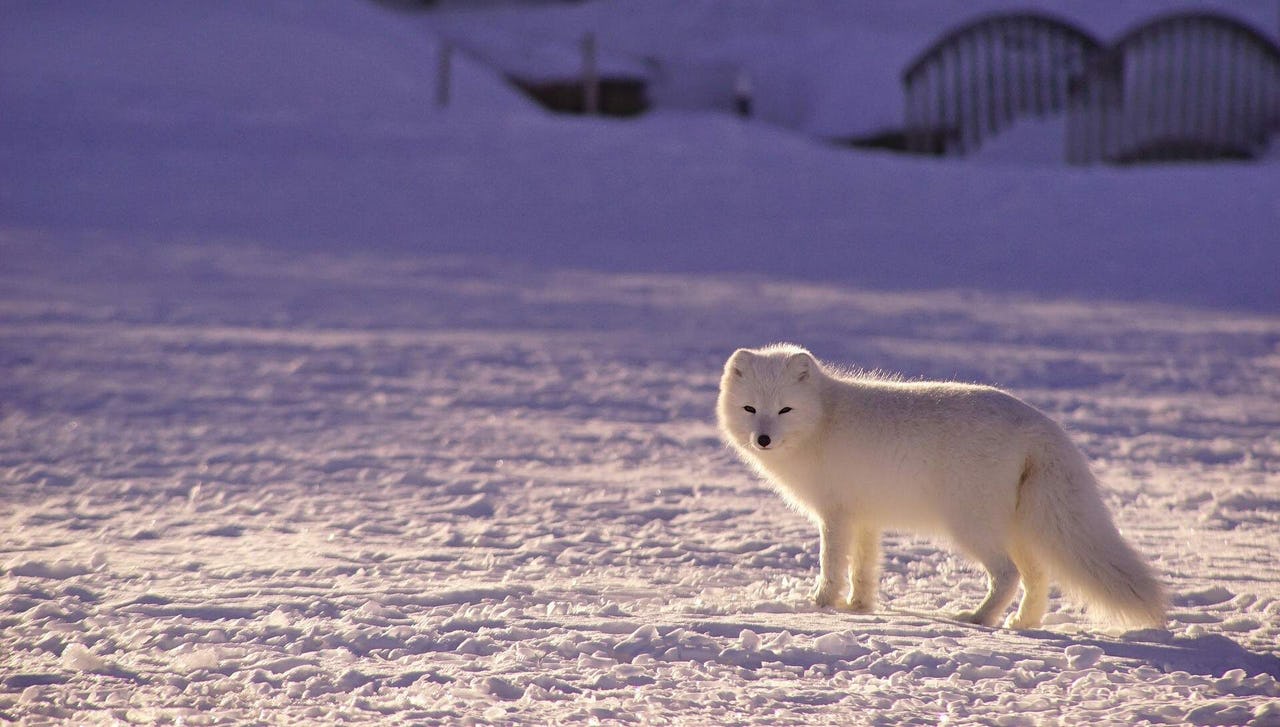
756, 434, 771, 448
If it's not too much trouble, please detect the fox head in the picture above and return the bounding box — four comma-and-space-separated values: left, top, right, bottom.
717, 344, 823, 455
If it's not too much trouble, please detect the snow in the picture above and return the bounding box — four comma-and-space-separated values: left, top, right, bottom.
5, 2, 1279, 310
2, 0, 1279, 724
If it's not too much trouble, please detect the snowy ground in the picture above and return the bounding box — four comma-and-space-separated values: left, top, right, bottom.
3, 234, 1279, 725
3, 0, 1280, 724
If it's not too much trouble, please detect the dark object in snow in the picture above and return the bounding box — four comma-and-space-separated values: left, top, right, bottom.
835, 127, 956, 154
511, 75, 649, 117
734, 68, 753, 119
450, 30, 651, 117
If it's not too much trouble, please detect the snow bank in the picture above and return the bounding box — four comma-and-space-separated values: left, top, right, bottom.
0, 0, 531, 130
3, 0, 1277, 310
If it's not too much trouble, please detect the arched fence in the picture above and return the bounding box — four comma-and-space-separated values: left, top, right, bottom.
902, 13, 1102, 155
902, 11, 1280, 162
1067, 13, 1280, 163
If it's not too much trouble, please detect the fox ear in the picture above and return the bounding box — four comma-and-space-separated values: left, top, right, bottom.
786, 351, 815, 382
726, 348, 754, 378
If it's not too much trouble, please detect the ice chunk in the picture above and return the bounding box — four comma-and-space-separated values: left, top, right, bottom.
614, 624, 663, 660
353, 600, 406, 624
283, 665, 324, 683
1064, 645, 1104, 669
763, 630, 792, 650
1179, 586, 1234, 607
596, 602, 626, 617
625, 624, 659, 643
813, 632, 869, 659
957, 663, 1006, 681
256, 656, 319, 675
173, 648, 222, 674
264, 608, 292, 629
335, 669, 373, 692
1255, 702, 1280, 724
1185, 702, 1255, 726
19, 685, 47, 705
476, 675, 523, 700
1219, 616, 1260, 632
1213, 668, 1247, 689
61, 643, 111, 673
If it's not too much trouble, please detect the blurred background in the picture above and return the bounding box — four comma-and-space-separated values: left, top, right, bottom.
2, 0, 1278, 310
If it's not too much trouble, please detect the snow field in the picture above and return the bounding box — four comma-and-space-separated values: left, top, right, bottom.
2, 237, 1278, 724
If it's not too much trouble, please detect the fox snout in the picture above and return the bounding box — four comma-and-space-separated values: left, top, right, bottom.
754, 434, 772, 449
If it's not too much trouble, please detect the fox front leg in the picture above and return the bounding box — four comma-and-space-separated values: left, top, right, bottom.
811, 519, 854, 608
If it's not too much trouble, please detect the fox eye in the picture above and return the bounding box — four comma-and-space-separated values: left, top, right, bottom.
778, 407, 792, 414
743, 406, 756, 414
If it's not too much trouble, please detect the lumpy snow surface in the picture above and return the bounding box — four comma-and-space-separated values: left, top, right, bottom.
2, 237, 1278, 724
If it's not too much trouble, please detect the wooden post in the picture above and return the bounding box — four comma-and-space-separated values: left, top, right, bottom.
1224, 31, 1240, 149
1065, 66, 1080, 163
734, 67, 754, 118
582, 32, 599, 115
1001, 18, 1016, 123
1146, 28, 1162, 148
950, 42, 963, 153
937, 51, 950, 154
436, 40, 452, 109
983, 24, 998, 134
1032, 25, 1046, 115
903, 71, 916, 152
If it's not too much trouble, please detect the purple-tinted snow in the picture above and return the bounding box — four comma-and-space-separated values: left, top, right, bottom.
2, 1, 1279, 725
2, 0, 1277, 310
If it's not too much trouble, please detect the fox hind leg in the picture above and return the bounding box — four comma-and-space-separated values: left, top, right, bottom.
1005, 545, 1048, 629
958, 551, 1020, 627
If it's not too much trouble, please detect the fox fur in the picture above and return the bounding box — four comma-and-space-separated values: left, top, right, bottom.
716, 343, 1166, 629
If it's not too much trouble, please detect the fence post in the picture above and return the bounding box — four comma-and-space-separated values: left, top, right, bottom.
436, 40, 452, 109
734, 67, 754, 118
582, 32, 599, 115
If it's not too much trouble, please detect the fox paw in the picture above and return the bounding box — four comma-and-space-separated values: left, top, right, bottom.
954, 610, 999, 627
1002, 614, 1042, 630
811, 586, 846, 609
845, 598, 875, 614
812, 592, 842, 609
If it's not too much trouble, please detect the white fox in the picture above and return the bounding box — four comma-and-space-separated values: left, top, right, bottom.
716, 343, 1166, 629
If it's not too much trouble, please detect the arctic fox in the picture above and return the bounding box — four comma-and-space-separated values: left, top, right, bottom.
716, 343, 1166, 629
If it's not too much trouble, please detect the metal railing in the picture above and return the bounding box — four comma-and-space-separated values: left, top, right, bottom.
1067, 12, 1280, 163
902, 11, 1280, 163
902, 13, 1101, 155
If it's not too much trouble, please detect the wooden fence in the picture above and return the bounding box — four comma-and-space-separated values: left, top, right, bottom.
902, 11, 1280, 162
